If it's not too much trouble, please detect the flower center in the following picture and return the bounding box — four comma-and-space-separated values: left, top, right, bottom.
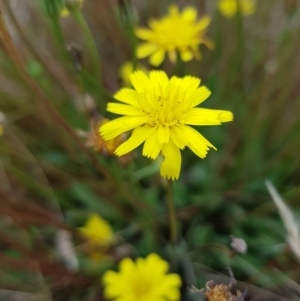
145, 95, 185, 128
152, 18, 199, 50
132, 277, 153, 299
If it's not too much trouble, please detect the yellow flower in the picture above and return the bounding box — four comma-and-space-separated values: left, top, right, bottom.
120, 61, 148, 87
103, 253, 181, 301
218, 0, 256, 18
135, 5, 213, 66
100, 70, 233, 180
79, 214, 113, 261
61, 0, 83, 17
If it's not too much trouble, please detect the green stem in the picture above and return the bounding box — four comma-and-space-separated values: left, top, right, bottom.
51, 18, 68, 61
72, 10, 102, 86
166, 180, 177, 244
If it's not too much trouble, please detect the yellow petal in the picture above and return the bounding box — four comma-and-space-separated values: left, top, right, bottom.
180, 76, 201, 95
145, 254, 169, 274
149, 70, 169, 89
135, 27, 153, 40
157, 125, 170, 143
100, 116, 146, 140
167, 76, 184, 107
149, 70, 169, 100
114, 88, 139, 106
159, 274, 182, 300
119, 257, 136, 273
115, 125, 154, 156
195, 16, 211, 31
143, 129, 163, 159
168, 50, 177, 64
183, 108, 234, 125
160, 140, 181, 180
107, 103, 143, 116
182, 125, 216, 159
103, 270, 124, 298
175, 76, 201, 111
149, 49, 166, 66
187, 86, 211, 107
170, 126, 187, 149
180, 49, 193, 62
130, 71, 152, 93
181, 7, 198, 21
136, 43, 157, 58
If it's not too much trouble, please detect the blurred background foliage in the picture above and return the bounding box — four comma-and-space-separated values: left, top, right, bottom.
0, 0, 300, 300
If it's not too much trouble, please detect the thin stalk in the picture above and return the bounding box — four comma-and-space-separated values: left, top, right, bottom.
72, 10, 103, 92
51, 17, 69, 61
166, 180, 177, 244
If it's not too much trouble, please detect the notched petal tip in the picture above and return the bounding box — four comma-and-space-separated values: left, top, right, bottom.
220, 111, 234, 122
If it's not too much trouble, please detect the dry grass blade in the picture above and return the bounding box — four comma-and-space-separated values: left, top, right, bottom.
265, 180, 300, 262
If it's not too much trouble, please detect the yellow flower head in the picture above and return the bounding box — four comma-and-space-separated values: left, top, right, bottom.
79, 214, 113, 261
100, 70, 233, 180
61, 0, 83, 17
135, 5, 213, 66
218, 0, 256, 18
103, 253, 181, 301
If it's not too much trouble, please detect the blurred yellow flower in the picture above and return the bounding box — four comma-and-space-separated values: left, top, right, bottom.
218, 0, 256, 18
61, 0, 83, 17
100, 70, 233, 180
120, 61, 148, 87
135, 5, 213, 66
103, 253, 181, 301
79, 214, 113, 261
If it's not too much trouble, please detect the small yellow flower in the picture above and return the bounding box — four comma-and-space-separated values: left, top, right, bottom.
218, 0, 256, 18
100, 70, 233, 180
135, 5, 213, 66
120, 61, 148, 87
103, 253, 181, 301
79, 214, 113, 261
61, 0, 83, 17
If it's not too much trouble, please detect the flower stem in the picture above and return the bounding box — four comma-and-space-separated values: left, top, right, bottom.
166, 180, 177, 244
51, 18, 69, 62
72, 10, 102, 83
